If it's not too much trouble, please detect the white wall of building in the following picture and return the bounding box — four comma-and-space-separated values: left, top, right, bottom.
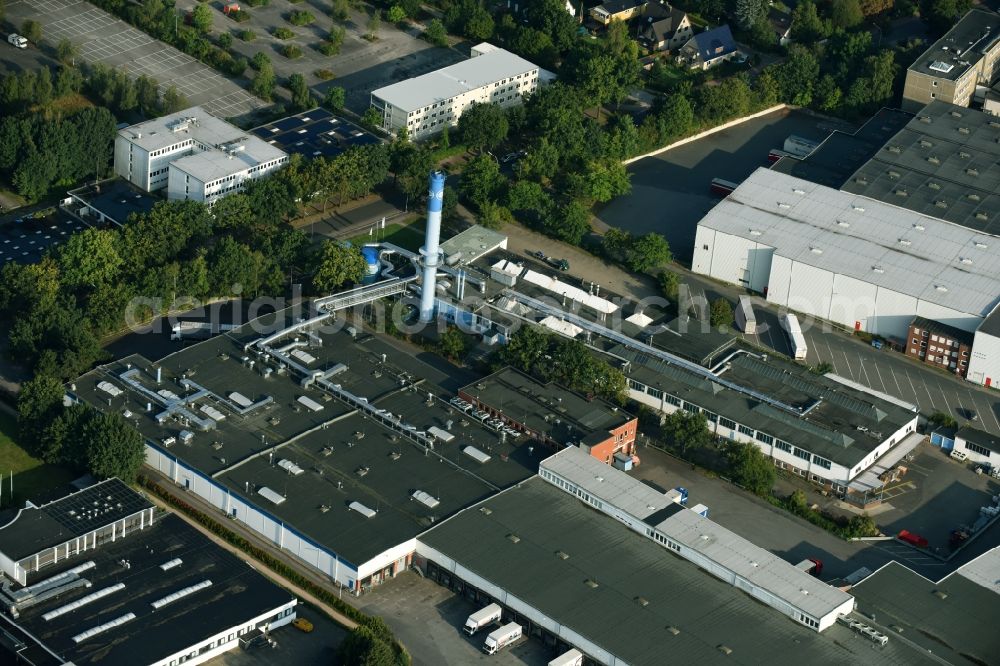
968, 329, 1000, 387
152, 600, 297, 666
143, 444, 361, 589
691, 227, 773, 292
166, 156, 287, 204
953, 433, 996, 465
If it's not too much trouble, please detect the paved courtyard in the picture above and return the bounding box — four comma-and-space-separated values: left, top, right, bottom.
6, 0, 265, 119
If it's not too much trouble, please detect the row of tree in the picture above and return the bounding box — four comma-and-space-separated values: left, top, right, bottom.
494, 327, 628, 404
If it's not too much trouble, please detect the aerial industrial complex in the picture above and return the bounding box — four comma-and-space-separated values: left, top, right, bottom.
114, 107, 289, 205
0, 479, 296, 666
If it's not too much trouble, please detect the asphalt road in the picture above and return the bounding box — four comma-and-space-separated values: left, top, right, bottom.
595, 107, 846, 263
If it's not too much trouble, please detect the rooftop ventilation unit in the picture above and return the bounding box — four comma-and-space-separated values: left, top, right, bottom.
150, 580, 213, 610
412, 490, 440, 509
960, 257, 973, 265
160, 558, 183, 571
836, 220, 850, 227
913, 224, 925, 231
43, 584, 126, 621
975, 241, 988, 249
278, 459, 305, 475
507, 533, 521, 544
852, 205, 865, 212
257, 486, 286, 505
349, 501, 377, 518
872, 265, 884, 274
898, 239, 911, 246
72, 613, 136, 644
809, 247, 823, 254
463, 445, 491, 464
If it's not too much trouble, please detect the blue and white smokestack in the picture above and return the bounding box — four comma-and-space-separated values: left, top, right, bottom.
419, 171, 446, 322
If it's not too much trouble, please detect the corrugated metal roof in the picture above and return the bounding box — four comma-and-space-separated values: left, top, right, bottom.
700, 168, 1000, 317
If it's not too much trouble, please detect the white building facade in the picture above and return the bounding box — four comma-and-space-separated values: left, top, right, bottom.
691, 169, 1000, 341
967, 310, 1000, 388
114, 107, 288, 204
371, 43, 540, 139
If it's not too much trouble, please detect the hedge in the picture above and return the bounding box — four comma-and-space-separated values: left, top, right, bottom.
137, 475, 410, 665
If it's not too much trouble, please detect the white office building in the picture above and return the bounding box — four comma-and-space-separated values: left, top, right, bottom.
370, 43, 540, 139
691, 168, 1000, 341
114, 107, 288, 205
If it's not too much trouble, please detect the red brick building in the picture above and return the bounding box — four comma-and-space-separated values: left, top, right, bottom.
458, 368, 637, 464
905, 316, 974, 377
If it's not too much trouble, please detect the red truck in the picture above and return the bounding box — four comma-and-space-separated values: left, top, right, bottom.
898, 530, 929, 548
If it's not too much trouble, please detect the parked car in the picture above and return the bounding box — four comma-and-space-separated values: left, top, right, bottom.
292, 618, 314, 633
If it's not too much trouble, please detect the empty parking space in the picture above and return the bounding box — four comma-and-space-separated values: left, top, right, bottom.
7, 0, 264, 120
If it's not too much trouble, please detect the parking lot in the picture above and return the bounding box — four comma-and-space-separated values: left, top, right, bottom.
6, 0, 265, 119
210, 603, 346, 666
353, 571, 552, 666
595, 108, 847, 264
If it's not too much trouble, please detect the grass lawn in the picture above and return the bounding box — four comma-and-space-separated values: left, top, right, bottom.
349, 219, 425, 253
0, 410, 77, 506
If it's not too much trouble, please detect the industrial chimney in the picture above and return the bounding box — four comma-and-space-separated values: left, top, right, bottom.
419, 171, 446, 322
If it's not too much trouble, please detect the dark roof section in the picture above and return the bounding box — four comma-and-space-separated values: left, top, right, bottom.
852, 561, 1000, 665
977, 303, 1000, 337
906, 10, 1000, 82
842, 101, 1000, 234
12, 514, 294, 666
768, 7, 791, 37
640, 6, 687, 42
771, 108, 913, 188
615, 345, 916, 469
251, 107, 381, 160
460, 367, 634, 445
419, 479, 929, 666
0, 479, 153, 561
909, 316, 974, 347
956, 426, 1000, 453
690, 25, 737, 61
595, 0, 645, 14
70, 179, 160, 227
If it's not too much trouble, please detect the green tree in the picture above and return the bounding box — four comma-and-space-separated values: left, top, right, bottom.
162, 85, 187, 113
21, 19, 41, 43
921, 0, 973, 35
17, 374, 66, 462
387, 5, 407, 23
507, 180, 547, 215
250, 61, 276, 101
652, 93, 694, 143
58, 228, 123, 288
367, 10, 381, 39
218, 32, 233, 49
626, 233, 672, 273
460, 154, 504, 208
659, 271, 679, 300
324, 86, 345, 111
330, 0, 349, 21
35, 67, 53, 106
735, 0, 767, 29
844, 514, 879, 538
288, 73, 311, 111
791, 0, 830, 41
438, 326, 470, 361
815, 75, 842, 112
811, 361, 834, 375
830, 0, 864, 27
424, 19, 448, 47
321, 26, 346, 55
83, 411, 145, 482
338, 626, 394, 666
709, 298, 734, 329
57, 38, 78, 65
458, 102, 509, 154
773, 45, 820, 106
191, 4, 213, 33
929, 411, 958, 429
542, 200, 590, 245
135, 74, 160, 116
517, 137, 560, 182
524, 0, 577, 52
726, 442, 776, 497
361, 106, 383, 130
251, 51, 271, 70
661, 410, 712, 455
571, 160, 631, 204
313, 241, 366, 292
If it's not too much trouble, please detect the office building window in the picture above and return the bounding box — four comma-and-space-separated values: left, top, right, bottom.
965, 442, 991, 457
737, 424, 754, 437
793, 447, 811, 460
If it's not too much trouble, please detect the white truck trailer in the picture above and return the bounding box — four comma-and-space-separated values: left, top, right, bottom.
549, 648, 584, 666
483, 622, 522, 655
464, 603, 502, 635
7, 34, 28, 49
735, 295, 756, 334
781, 313, 808, 360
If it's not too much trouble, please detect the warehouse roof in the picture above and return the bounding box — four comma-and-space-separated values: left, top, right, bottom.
371, 45, 538, 113
701, 168, 1000, 318
852, 560, 1000, 665
843, 101, 1000, 234
0, 479, 153, 561
419, 478, 916, 666
460, 368, 634, 446
11, 514, 294, 666
439, 225, 508, 264
615, 344, 916, 469
72, 314, 538, 568
906, 10, 1000, 82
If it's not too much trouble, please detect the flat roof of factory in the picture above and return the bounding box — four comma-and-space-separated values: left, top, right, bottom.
0, 478, 153, 562
9, 513, 294, 666
419, 478, 926, 666
72, 311, 539, 567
